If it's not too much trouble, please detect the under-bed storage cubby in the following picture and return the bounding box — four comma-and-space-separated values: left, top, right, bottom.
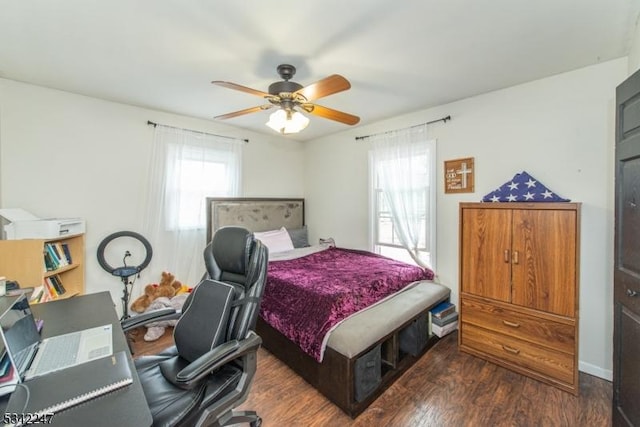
399, 312, 430, 356
380, 334, 399, 371
354, 344, 382, 402
256, 300, 447, 418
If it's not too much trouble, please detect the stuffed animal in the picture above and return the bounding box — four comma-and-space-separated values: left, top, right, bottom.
130, 271, 183, 313
142, 293, 189, 341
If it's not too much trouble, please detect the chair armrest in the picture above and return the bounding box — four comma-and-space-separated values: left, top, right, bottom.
176, 332, 262, 385
121, 308, 179, 332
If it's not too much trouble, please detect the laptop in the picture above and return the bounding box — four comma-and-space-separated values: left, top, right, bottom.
0, 294, 113, 392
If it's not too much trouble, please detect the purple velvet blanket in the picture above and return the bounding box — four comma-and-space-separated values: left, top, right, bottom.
259, 247, 434, 362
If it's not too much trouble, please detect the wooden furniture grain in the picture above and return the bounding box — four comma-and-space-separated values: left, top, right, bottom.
458, 202, 580, 394
0, 233, 85, 299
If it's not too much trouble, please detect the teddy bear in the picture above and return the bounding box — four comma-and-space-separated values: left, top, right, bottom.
130, 271, 183, 314
142, 293, 190, 341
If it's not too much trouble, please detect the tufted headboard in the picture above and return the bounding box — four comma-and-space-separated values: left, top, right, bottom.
206, 197, 305, 243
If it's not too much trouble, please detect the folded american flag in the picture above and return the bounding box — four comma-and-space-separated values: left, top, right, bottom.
482, 171, 570, 202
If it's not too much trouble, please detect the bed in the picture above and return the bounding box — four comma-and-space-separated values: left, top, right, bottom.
206, 197, 450, 417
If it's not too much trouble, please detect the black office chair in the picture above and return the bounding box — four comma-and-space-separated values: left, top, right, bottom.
124, 226, 268, 427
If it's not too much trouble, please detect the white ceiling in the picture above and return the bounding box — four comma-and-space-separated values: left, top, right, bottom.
1, 0, 638, 141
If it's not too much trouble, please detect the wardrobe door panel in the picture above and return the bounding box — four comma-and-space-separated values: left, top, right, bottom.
511, 209, 577, 317
461, 208, 512, 302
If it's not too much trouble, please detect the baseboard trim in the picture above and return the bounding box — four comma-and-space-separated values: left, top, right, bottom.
579, 360, 613, 381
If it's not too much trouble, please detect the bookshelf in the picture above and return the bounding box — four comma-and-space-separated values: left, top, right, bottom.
0, 234, 85, 302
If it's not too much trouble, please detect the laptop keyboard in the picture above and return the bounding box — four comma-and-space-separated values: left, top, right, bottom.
34, 333, 81, 374
13, 348, 32, 372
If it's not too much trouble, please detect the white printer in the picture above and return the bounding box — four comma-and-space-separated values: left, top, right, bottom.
0, 209, 85, 240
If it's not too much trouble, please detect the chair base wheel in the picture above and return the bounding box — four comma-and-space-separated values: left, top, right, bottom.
250, 417, 262, 427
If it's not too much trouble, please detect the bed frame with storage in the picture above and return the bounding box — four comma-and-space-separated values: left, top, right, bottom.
206, 197, 449, 417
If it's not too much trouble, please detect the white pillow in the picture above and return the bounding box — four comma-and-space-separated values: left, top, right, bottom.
254, 227, 295, 254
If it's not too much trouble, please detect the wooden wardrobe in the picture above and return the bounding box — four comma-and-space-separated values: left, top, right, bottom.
458, 202, 580, 394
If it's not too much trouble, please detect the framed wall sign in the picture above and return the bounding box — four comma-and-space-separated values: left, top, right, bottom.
444, 157, 475, 194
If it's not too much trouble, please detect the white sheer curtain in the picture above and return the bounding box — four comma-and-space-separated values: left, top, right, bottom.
143, 125, 243, 287
370, 125, 434, 268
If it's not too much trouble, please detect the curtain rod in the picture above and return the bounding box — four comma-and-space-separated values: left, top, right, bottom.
355, 115, 451, 141
147, 120, 249, 143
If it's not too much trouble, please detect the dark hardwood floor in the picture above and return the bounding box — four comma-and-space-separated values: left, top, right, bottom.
129, 327, 612, 426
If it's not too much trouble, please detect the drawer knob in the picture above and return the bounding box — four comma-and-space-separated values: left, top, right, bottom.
502, 320, 521, 328
501, 344, 521, 355
627, 289, 639, 297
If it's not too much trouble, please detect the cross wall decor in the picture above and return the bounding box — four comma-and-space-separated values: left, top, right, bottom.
444, 157, 475, 194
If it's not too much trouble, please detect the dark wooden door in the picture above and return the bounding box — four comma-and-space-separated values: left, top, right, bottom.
614, 67, 640, 427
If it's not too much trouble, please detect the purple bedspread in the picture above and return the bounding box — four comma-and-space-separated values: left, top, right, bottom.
259, 247, 434, 362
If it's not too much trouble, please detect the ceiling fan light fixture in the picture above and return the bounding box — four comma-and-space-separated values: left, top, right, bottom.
213, 64, 359, 128
266, 108, 309, 134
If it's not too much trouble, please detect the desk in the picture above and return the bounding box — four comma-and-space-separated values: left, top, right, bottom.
1, 292, 152, 426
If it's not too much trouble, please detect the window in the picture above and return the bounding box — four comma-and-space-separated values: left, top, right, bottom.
369, 135, 435, 269
165, 144, 240, 230
144, 124, 243, 287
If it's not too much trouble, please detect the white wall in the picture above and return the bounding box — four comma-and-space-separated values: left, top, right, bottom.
629, 14, 640, 75
0, 79, 304, 311
0, 57, 629, 379
304, 58, 627, 380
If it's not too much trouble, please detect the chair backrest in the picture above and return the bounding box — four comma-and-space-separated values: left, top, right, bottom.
204, 226, 256, 287
202, 226, 269, 340
173, 278, 237, 362
171, 226, 268, 365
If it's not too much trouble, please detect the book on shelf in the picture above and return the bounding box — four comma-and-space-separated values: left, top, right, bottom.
52, 243, 69, 266
44, 245, 61, 270
432, 320, 458, 338
44, 243, 71, 270
44, 244, 58, 267
57, 275, 66, 294
46, 275, 66, 296
50, 243, 61, 263
61, 242, 73, 264
430, 301, 456, 319
54, 242, 70, 266
43, 250, 56, 271
43, 278, 58, 299
31, 288, 52, 303
30, 285, 46, 303
431, 311, 458, 327
43, 275, 68, 300
53, 275, 66, 294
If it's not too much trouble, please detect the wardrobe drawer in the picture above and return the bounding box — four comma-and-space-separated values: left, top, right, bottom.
461, 323, 574, 385
460, 297, 575, 354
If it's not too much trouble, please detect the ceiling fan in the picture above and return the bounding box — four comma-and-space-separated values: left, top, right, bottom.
212, 64, 360, 134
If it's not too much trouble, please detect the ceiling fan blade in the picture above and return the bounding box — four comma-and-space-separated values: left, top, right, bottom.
214, 105, 273, 120
211, 81, 271, 98
307, 104, 360, 125
294, 75, 351, 102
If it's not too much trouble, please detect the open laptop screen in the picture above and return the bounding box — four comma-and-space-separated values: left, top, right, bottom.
0, 294, 41, 379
